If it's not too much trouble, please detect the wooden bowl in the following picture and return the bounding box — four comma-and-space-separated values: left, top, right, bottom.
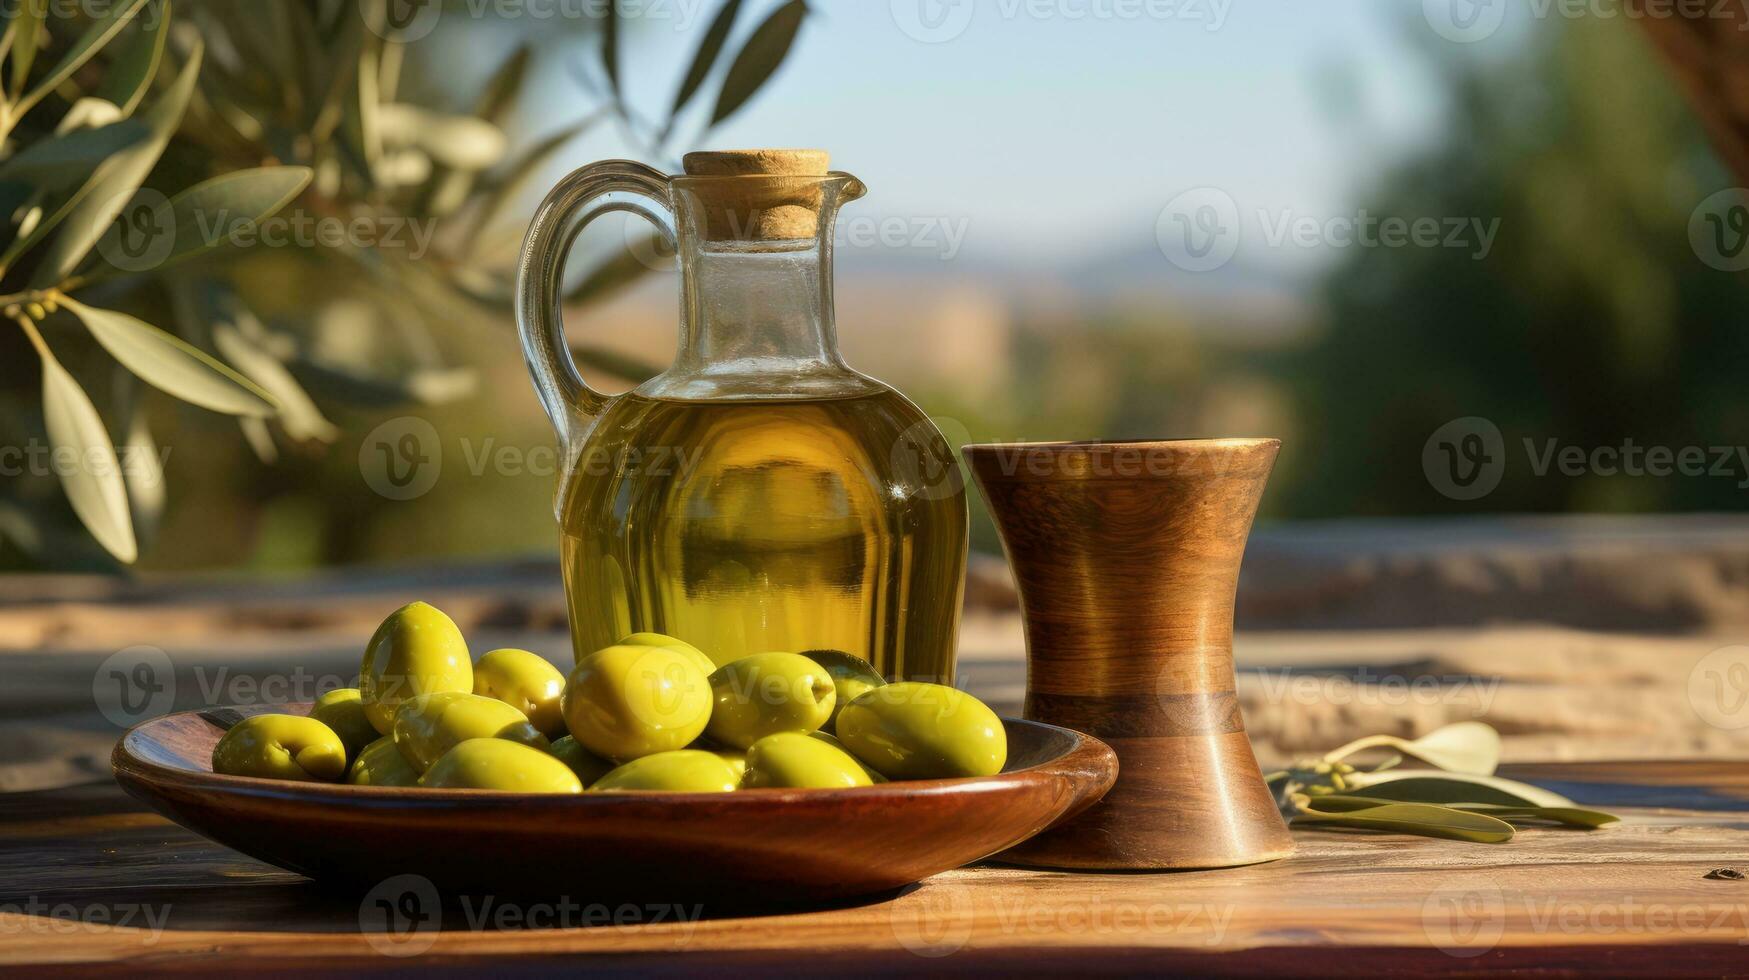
112, 703, 1116, 903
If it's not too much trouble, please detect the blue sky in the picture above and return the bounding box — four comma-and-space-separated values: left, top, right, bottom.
441, 0, 1474, 269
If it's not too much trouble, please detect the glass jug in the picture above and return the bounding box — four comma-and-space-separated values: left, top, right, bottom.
516, 149, 967, 682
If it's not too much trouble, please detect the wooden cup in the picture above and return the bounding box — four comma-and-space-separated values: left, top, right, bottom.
964, 439, 1294, 870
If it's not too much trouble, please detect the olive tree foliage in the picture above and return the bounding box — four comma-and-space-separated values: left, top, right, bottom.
0, 0, 808, 566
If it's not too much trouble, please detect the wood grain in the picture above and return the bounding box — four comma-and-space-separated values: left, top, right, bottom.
111, 704, 1115, 901
1, 764, 1746, 974
965, 440, 1295, 869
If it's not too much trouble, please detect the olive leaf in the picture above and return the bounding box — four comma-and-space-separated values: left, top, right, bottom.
0, 117, 150, 189
711, 0, 806, 124
669, 0, 743, 119
30, 40, 202, 288
463, 113, 603, 258
77, 165, 313, 284
9, 0, 47, 99
1292, 802, 1516, 844
212, 321, 340, 443
61, 297, 275, 416
1322, 721, 1501, 776
474, 44, 532, 126
37, 341, 137, 563
15, 0, 152, 116
600, 0, 620, 106
115, 374, 166, 549
1304, 794, 1617, 829
92, 0, 171, 116
1337, 771, 1576, 809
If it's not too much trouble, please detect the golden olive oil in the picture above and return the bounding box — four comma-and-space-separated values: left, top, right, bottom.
559, 390, 967, 682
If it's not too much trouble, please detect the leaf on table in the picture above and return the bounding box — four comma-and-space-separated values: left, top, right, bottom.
1447, 803, 1620, 829
710, 0, 807, 125
1322, 721, 1501, 776
61, 297, 275, 416
40, 348, 137, 563
1292, 802, 1516, 843
29, 41, 202, 288
1339, 771, 1576, 809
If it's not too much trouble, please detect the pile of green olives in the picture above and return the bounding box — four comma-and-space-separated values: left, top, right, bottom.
211, 601, 1007, 794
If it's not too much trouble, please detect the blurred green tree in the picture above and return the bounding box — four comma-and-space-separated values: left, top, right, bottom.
1283, 16, 1749, 516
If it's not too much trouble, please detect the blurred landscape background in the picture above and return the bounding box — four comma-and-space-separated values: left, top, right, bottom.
3, 0, 1745, 572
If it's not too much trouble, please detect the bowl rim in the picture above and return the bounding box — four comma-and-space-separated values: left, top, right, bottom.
112, 704, 1115, 808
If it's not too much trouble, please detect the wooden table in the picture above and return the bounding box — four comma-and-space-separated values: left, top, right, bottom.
1, 761, 1746, 975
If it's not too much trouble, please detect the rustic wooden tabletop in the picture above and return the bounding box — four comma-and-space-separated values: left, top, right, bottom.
1, 763, 1746, 974
3, 559, 1747, 974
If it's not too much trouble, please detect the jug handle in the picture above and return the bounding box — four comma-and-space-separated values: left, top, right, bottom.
516, 160, 676, 448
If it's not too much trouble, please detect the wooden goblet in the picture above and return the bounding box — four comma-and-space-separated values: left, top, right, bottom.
964, 439, 1294, 870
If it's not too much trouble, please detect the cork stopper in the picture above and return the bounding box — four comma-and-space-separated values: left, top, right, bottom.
679, 149, 830, 241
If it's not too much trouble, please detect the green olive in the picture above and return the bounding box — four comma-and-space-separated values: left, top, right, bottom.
347, 735, 421, 787
835, 683, 1007, 780
809, 730, 886, 782
359, 601, 473, 735
619, 632, 718, 675
706, 745, 748, 784
309, 688, 378, 762
589, 750, 739, 793
473, 648, 567, 739
743, 732, 873, 789
211, 714, 347, 782
420, 739, 583, 793
705, 652, 836, 749
392, 691, 549, 773
562, 644, 712, 761
800, 649, 887, 730
548, 735, 615, 788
